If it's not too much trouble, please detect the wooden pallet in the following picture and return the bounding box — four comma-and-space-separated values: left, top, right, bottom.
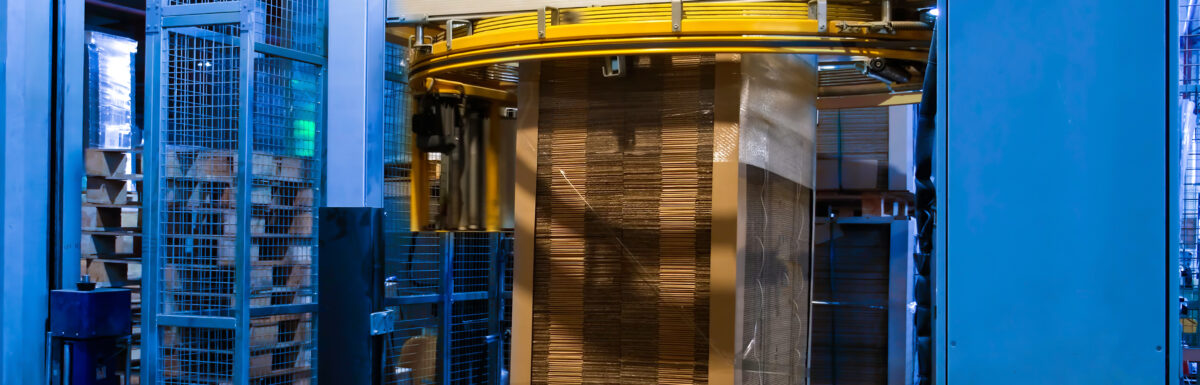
164, 149, 314, 181
250, 313, 312, 347
81, 231, 141, 258
83, 258, 141, 287
86, 178, 141, 205
816, 190, 914, 218
86, 148, 141, 179
82, 204, 141, 230
249, 347, 311, 378
158, 235, 311, 268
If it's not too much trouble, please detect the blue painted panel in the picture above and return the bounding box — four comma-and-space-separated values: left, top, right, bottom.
942, 1, 1173, 383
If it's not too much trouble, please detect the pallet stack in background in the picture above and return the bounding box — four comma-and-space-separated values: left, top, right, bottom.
812, 105, 917, 385
82, 147, 144, 371
82, 29, 144, 377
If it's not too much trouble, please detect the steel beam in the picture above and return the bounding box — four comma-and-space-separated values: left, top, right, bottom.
140, 3, 164, 383
327, 0, 385, 208
54, 0, 85, 289
1, 0, 53, 383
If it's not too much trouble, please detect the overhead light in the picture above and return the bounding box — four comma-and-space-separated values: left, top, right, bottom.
929, 8, 940, 17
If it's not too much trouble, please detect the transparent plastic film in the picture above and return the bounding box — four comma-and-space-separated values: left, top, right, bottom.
87, 31, 139, 149
737, 53, 818, 385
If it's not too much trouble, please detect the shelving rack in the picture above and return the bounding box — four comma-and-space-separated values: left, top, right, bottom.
143, 1, 326, 384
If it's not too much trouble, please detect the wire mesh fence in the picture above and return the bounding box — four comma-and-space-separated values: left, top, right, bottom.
384, 232, 513, 385
1183, 0, 1200, 357
159, 327, 235, 385
151, 2, 324, 384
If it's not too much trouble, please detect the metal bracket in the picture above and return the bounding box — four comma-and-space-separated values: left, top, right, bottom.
386, 13, 429, 25
671, 0, 683, 32
601, 55, 626, 78
370, 309, 398, 336
444, 19, 472, 50
808, 0, 828, 33
537, 7, 559, 39
412, 26, 434, 54
502, 107, 518, 119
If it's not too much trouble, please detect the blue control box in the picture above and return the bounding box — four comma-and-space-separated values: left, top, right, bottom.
49, 288, 131, 338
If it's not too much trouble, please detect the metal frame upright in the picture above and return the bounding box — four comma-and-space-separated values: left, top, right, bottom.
144, 1, 327, 384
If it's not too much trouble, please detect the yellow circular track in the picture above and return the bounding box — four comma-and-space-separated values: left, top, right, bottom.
409, 1, 932, 83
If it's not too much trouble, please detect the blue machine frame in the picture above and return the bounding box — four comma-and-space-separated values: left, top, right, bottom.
936, 0, 1179, 383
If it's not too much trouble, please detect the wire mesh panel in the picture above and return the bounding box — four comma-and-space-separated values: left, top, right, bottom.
149, 2, 325, 384
249, 314, 314, 384
250, 53, 320, 310
169, 0, 238, 4
452, 233, 492, 294
255, 0, 325, 55
384, 42, 411, 237
1183, 0, 1200, 357
450, 300, 490, 384
159, 24, 242, 317
383, 232, 513, 385
386, 303, 440, 385
160, 327, 235, 385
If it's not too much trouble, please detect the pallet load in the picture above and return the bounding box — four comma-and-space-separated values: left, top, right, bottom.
515, 53, 817, 384
81, 147, 144, 374
156, 148, 318, 384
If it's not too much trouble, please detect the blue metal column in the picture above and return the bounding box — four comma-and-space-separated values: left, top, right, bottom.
937, 0, 1177, 383
327, 0, 385, 208
54, 0, 84, 289
0, 0, 53, 383
234, 2, 257, 383
438, 232, 455, 385
139, 3, 163, 383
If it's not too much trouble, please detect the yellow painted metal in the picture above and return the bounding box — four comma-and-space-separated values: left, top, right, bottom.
412, 40, 927, 82
409, 146, 429, 231
429, 18, 928, 57
418, 78, 517, 102
485, 105, 503, 231
411, 14, 929, 83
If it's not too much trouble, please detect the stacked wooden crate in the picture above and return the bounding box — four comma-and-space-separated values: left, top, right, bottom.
81, 147, 144, 366
158, 147, 315, 384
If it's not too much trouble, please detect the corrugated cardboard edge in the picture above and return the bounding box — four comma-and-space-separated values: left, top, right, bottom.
513, 61, 541, 385
709, 53, 742, 385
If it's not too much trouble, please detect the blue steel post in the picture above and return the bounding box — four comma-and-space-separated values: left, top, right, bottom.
234, 1, 256, 383
1172, 1, 1183, 380
488, 232, 502, 385
933, 2, 946, 383
439, 232, 455, 384
940, 0, 1175, 383
326, 0, 385, 208
1, 0, 53, 383
140, 2, 163, 383
54, 0, 84, 289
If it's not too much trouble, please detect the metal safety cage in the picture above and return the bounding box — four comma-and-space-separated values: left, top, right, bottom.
143, 1, 327, 384
382, 232, 514, 385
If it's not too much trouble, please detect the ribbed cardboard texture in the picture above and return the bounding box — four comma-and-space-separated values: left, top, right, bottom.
526, 54, 816, 384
